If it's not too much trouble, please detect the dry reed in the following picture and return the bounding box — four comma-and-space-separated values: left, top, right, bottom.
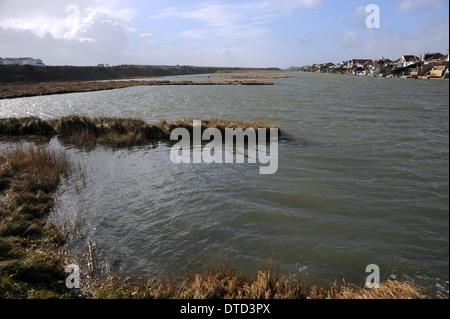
1, 116, 281, 148
78, 263, 431, 300
211, 74, 288, 79
0, 147, 75, 298
0, 79, 273, 99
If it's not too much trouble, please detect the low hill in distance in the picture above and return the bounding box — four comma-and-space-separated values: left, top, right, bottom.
0, 64, 280, 84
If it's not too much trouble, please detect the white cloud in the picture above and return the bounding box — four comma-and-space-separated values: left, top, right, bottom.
265, 0, 323, 12
324, 30, 361, 49
398, 0, 442, 12
0, 0, 135, 41
181, 29, 208, 39
317, 12, 449, 63
363, 14, 449, 58
297, 36, 314, 47
352, 5, 369, 29
150, 1, 322, 43
0, 0, 136, 65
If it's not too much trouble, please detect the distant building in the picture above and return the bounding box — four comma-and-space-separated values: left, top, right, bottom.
298, 50, 448, 79
346, 59, 373, 70
419, 52, 446, 64
0, 57, 3, 65
397, 55, 419, 68
1, 57, 45, 66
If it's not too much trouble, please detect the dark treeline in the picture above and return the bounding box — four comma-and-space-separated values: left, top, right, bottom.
0, 65, 280, 84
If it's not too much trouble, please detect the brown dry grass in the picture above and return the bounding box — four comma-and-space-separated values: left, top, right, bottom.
211, 74, 288, 79
1, 116, 281, 147
0, 79, 273, 99
0, 147, 75, 298
79, 264, 430, 300
200, 79, 274, 85
85, 264, 306, 299
309, 278, 429, 299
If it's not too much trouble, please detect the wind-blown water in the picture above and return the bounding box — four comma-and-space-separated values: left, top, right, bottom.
1, 72, 448, 291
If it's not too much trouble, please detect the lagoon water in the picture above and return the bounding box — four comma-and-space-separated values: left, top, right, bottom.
1, 72, 448, 291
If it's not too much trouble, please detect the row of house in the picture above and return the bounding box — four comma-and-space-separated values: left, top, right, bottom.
294, 52, 449, 79
0, 57, 45, 66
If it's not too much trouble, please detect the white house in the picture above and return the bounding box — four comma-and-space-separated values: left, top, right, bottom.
34, 59, 45, 66
1, 57, 45, 66
398, 55, 419, 68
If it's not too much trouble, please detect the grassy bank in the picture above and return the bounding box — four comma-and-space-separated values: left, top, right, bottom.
0, 79, 273, 100
82, 263, 429, 299
211, 74, 289, 79
0, 116, 281, 147
0, 65, 281, 84
0, 144, 437, 299
0, 147, 75, 298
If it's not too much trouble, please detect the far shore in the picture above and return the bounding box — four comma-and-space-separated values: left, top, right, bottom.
320, 72, 449, 81
0, 64, 287, 99
0, 78, 274, 100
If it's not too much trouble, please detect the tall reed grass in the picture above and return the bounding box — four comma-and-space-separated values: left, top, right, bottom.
81, 263, 430, 300
0, 147, 75, 298
1, 116, 281, 148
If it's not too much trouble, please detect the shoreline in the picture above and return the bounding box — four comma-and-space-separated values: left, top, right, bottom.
0, 64, 281, 84
0, 147, 74, 298
0, 146, 436, 299
297, 71, 449, 81
0, 116, 445, 299
0, 116, 282, 147
0, 79, 274, 100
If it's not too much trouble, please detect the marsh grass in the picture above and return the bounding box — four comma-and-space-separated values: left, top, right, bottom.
1, 116, 281, 148
0, 147, 76, 298
310, 277, 429, 299
211, 74, 288, 79
78, 261, 307, 299
0, 79, 273, 99
79, 262, 430, 300
0, 117, 55, 136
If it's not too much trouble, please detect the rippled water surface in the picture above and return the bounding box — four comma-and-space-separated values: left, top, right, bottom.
1, 72, 448, 290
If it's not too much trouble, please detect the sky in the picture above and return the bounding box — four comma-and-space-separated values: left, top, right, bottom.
0, 0, 448, 67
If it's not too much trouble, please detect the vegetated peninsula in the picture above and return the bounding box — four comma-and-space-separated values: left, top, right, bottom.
0, 64, 280, 84
0, 64, 281, 99
0, 79, 274, 100
0, 116, 282, 147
